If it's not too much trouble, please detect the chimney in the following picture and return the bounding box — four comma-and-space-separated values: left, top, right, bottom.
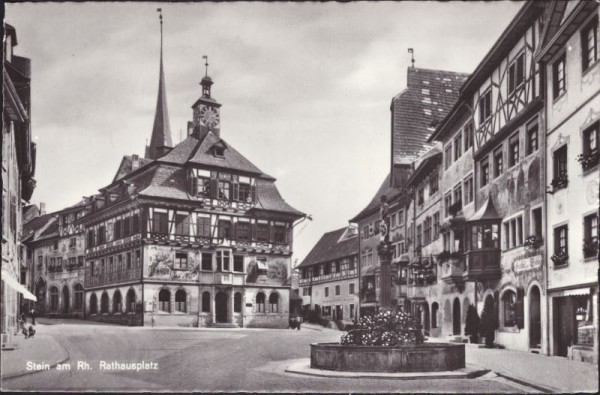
39, 202, 46, 215
131, 154, 140, 171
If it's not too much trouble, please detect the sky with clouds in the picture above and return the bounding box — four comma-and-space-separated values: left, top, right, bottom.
6, 1, 522, 265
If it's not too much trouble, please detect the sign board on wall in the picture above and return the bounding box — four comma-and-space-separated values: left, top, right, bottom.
513, 255, 542, 273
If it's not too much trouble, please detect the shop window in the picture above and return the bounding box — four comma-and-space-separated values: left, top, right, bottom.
575, 295, 594, 345
269, 293, 279, 313
583, 213, 598, 259
202, 292, 211, 313
233, 255, 244, 272
234, 293, 242, 313
508, 52, 525, 94
481, 158, 490, 187
175, 290, 187, 312
502, 290, 517, 327
581, 15, 598, 72
493, 147, 503, 178
479, 89, 492, 123
454, 133, 462, 160
445, 144, 452, 169
174, 252, 188, 270
508, 134, 519, 167
527, 122, 539, 155
256, 293, 266, 313
158, 289, 171, 312
553, 53, 566, 99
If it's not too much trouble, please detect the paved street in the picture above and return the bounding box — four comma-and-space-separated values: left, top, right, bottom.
2, 320, 531, 393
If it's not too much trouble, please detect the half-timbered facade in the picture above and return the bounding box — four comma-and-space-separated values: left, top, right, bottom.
465, 1, 547, 353
80, 58, 304, 327
537, 0, 599, 364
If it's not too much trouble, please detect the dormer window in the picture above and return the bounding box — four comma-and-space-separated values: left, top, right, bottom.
214, 146, 225, 157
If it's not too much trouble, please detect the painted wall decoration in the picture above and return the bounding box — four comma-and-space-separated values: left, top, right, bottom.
146, 246, 200, 281
245, 256, 290, 285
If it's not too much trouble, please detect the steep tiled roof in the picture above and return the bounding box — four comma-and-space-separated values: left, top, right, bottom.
158, 136, 199, 164
297, 227, 358, 268
137, 165, 190, 201
37, 219, 59, 240
391, 67, 468, 164
187, 132, 263, 175
252, 179, 304, 216
350, 172, 399, 223
113, 155, 153, 182
22, 214, 55, 242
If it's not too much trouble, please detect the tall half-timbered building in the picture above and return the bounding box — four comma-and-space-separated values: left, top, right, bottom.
79, 30, 304, 327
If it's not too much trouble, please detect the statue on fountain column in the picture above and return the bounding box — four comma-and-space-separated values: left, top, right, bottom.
378, 195, 394, 311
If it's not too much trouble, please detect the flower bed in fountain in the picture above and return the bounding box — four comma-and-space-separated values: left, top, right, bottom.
311, 310, 465, 372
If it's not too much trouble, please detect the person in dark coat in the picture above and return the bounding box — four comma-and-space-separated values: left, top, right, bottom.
28, 325, 35, 338
30, 307, 36, 325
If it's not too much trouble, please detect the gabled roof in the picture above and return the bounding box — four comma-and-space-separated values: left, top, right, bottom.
137, 164, 190, 201
113, 155, 153, 182
297, 227, 358, 268
350, 172, 399, 223
391, 67, 469, 164
37, 219, 59, 240
22, 214, 55, 243
187, 132, 264, 175
406, 148, 442, 188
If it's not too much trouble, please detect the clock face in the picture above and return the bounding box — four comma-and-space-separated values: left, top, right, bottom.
199, 105, 220, 128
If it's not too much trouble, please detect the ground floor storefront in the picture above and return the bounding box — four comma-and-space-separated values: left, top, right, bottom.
548, 284, 598, 364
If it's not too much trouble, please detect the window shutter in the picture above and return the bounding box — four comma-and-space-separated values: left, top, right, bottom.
251, 184, 257, 203
493, 290, 500, 329
210, 178, 219, 199
516, 287, 525, 329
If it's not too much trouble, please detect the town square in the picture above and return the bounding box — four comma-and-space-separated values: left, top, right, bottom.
2, 1, 599, 393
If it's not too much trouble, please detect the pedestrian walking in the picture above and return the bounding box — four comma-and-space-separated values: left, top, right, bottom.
30, 307, 36, 325
296, 316, 302, 331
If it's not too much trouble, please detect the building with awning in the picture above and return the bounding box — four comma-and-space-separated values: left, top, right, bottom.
1, 270, 37, 301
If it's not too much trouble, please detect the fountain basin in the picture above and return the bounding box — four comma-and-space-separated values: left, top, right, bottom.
310, 342, 465, 372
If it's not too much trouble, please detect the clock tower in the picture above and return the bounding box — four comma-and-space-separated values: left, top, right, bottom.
191, 73, 222, 140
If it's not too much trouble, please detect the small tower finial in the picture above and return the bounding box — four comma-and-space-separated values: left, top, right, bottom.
203, 55, 209, 77
157, 8, 163, 49
408, 48, 415, 68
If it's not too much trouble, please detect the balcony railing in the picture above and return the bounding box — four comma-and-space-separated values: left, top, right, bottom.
85, 269, 140, 287
463, 249, 501, 281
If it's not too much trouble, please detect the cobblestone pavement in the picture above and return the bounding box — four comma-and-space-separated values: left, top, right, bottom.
0, 320, 555, 393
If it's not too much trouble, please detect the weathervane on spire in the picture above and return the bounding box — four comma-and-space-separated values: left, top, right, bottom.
408, 48, 415, 68
157, 8, 163, 50
203, 55, 209, 77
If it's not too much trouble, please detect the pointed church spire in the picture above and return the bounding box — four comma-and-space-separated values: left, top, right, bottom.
145, 8, 173, 160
